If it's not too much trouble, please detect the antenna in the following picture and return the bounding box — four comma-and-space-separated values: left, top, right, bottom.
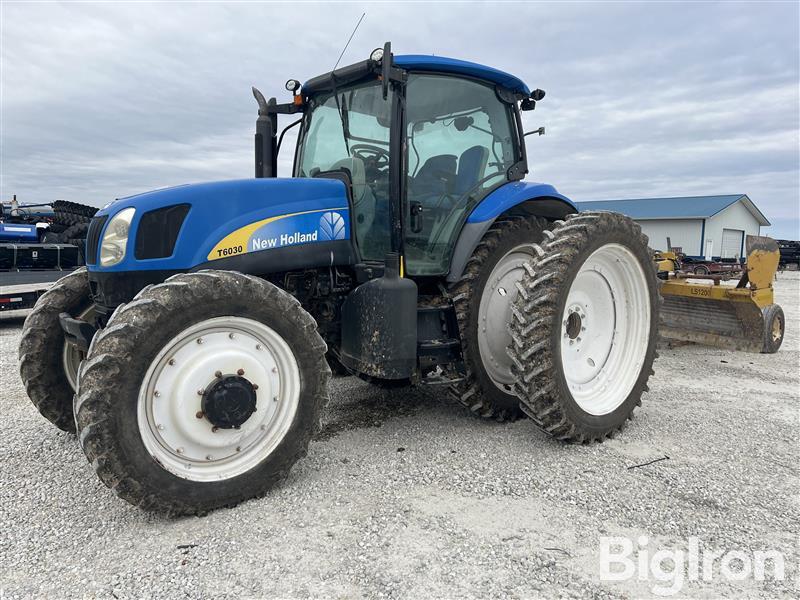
333, 12, 366, 72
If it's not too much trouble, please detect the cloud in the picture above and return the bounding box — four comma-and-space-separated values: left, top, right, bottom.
1, 1, 798, 238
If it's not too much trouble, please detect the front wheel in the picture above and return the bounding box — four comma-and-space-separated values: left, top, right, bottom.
507, 212, 660, 442
19, 267, 93, 432
74, 270, 330, 514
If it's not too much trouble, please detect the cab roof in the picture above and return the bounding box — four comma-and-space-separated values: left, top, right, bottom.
393, 55, 531, 96
302, 54, 531, 97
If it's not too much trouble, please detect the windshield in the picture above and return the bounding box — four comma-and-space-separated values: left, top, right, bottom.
297, 80, 393, 260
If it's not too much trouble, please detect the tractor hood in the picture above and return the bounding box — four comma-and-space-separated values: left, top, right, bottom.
90, 178, 352, 272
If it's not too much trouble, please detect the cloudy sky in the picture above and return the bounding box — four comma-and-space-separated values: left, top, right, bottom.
2, 1, 798, 238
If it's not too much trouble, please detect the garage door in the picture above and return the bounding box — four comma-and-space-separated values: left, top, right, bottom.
721, 228, 743, 259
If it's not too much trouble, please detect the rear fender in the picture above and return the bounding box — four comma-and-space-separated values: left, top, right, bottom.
447, 182, 576, 282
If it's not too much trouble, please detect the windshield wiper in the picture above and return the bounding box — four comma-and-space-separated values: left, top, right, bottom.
330, 77, 351, 155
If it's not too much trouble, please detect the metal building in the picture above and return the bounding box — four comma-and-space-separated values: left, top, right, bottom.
576, 194, 770, 260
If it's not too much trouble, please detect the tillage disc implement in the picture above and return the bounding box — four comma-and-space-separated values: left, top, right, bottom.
507, 212, 660, 442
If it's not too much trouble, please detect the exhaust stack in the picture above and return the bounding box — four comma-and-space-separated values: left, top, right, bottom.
252, 87, 278, 178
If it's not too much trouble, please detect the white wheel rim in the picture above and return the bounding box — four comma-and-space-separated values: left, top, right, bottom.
137, 316, 300, 482
63, 305, 94, 392
560, 244, 650, 416
478, 244, 535, 392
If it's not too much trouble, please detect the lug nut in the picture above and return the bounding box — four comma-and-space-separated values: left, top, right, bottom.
237, 368, 245, 376
229, 332, 236, 339
211, 426, 219, 433
168, 358, 175, 366
252, 384, 259, 390
153, 390, 161, 398
255, 344, 262, 350
195, 411, 204, 419
197, 388, 204, 396
215, 370, 222, 378
196, 338, 203, 345
176, 447, 184, 454
157, 424, 165, 431
272, 367, 278, 373
236, 446, 241, 453
205, 455, 213, 461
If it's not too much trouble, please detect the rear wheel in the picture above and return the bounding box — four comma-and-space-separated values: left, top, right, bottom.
19, 268, 93, 432
74, 270, 330, 514
449, 216, 546, 421
693, 265, 709, 275
508, 212, 660, 441
761, 304, 784, 354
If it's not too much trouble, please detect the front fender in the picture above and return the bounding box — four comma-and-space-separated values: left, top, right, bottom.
447, 181, 577, 282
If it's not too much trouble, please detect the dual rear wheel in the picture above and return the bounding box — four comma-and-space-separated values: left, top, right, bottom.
454, 211, 660, 440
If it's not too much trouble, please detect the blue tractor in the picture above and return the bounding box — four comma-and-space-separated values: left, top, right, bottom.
19, 44, 660, 514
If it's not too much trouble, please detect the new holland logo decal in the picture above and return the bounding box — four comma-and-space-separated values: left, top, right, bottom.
207, 208, 350, 261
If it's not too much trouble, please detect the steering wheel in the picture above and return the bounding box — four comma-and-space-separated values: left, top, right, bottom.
350, 144, 390, 170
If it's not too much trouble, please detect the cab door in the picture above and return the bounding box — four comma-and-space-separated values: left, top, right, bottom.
403, 74, 521, 276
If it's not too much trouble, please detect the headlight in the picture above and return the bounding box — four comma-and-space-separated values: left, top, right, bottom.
100, 208, 135, 267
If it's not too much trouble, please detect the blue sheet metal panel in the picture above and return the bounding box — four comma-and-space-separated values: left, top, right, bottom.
0, 223, 39, 243
394, 55, 531, 95
91, 178, 350, 272
576, 195, 745, 220
466, 181, 575, 224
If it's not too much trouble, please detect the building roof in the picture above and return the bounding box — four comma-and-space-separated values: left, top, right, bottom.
576, 194, 770, 226
394, 55, 530, 95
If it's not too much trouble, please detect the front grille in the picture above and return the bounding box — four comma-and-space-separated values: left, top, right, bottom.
85, 215, 108, 265
134, 204, 190, 260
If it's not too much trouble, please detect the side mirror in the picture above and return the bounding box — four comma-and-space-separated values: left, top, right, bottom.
521, 89, 546, 111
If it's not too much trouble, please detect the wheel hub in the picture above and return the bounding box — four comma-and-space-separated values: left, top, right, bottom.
772, 317, 782, 342
565, 310, 583, 340
201, 375, 257, 429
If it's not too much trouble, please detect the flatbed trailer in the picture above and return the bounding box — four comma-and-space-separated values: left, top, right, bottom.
0, 270, 74, 318
680, 257, 744, 276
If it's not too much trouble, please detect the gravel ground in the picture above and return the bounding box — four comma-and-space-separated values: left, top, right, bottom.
1, 273, 798, 599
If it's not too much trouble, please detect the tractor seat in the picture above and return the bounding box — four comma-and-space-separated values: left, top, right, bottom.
455, 145, 489, 195
410, 155, 457, 198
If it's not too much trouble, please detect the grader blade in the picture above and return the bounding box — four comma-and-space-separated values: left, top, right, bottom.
659, 235, 784, 353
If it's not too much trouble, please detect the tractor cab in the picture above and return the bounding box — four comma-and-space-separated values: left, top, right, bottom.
256, 44, 545, 277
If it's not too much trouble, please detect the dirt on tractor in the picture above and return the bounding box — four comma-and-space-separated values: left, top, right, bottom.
0, 272, 797, 599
